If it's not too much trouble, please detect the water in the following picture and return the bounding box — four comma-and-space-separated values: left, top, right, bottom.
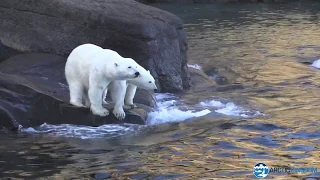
1, 1, 320, 179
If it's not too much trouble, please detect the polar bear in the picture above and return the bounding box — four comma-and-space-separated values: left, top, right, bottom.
104, 63, 157, 120
79, 48, 157, 120
124, 70, 157, 109
65, 44, 141, 117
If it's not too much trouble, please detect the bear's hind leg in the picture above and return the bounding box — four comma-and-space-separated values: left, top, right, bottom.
124, 84, 137, 110
83, 90, 91, 108
102, 88, 108, 105
69, 82, 85, 107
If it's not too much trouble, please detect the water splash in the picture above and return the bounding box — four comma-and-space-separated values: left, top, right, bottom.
311, 59, 320, 69
22, 123, 143, 139
146, 93, 211, 125
22, 94, 262, 139
187, 64, 202, 70
199, 99, 263, 117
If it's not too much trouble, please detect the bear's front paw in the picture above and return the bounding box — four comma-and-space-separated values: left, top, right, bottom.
113, 108, 126, 120
90, 105, 109, 117
123, 104, 137, 110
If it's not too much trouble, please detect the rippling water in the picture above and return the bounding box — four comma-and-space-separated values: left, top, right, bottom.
1, 1, 320, 179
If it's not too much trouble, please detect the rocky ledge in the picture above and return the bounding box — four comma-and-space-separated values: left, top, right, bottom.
0, 53, 156, 130
0, 0, 190, 92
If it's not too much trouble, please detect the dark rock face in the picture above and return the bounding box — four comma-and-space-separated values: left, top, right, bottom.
0, 40, 22, 64
0, 53, 156, 130
137, 0, 293, 3
0, 0, 190, 92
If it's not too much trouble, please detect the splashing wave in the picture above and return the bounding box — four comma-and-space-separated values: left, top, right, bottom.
22, 93, 262, 139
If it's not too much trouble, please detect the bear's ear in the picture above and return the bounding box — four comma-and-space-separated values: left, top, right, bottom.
115, 63, 118, 67
147, 70, 150, 73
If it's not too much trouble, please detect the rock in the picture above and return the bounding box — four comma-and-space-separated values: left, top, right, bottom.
90, 173, 111, 179
181, 67, 244, 101
188, 67, 217, 90
184, 67, 245, 92
180, 67, 217, 101
188, 67, 245, 92
0, 41, 3, 62
0, 0, 190, 92
0, 40, 22, 64
137, 0, 293, 3
0, 53, 156, 130
136, 0, 193, 3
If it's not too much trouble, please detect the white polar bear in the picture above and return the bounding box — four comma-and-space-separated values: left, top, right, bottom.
124, 70, 157, 109
65, 43, 141, 117
95, 49, 157, 120
104, 64, 157, 120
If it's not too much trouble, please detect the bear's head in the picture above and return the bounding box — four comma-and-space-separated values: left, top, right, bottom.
128, 66, 157, 91
114, 58, 140, 80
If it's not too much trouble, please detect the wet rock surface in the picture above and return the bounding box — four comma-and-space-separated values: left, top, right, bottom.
187, 67, 244, 92
0, 0, 190, 92
0, 53, 156, 130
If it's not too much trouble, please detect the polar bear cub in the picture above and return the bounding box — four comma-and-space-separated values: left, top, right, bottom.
124, 69, 157, 109
99, 49, 157, 120
106, 65, 157, 120
65, 43, 141, 117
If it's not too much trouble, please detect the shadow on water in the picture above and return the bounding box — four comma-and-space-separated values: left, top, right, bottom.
1, 1, 320, 179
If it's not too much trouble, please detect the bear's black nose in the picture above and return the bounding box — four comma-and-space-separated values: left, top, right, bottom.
135, 72, 140, 77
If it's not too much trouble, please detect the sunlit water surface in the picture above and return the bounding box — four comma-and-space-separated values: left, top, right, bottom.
1, 1, 320, 179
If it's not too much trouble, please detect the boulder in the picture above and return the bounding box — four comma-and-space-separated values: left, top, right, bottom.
186, 67, 244, 91
0, 53, 156, 130
188, 67, 217, 90
182, 67, 244, 101
0, 0, 190, 92
137, 0, 293, 3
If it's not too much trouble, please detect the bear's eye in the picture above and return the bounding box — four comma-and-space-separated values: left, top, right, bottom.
149, 81, 152, 83
128, 66, 131, 69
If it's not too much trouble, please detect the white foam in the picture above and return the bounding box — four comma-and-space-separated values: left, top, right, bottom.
311, 59, 320, 69
199, 99, 225, 107
147, 108, 211, 125
146, 93, 211, 125
22, 123, 142, 139
198, 99, 263, 117
215, 102, 250, 117
22, 94, 262, 139
187, 64, 202, 70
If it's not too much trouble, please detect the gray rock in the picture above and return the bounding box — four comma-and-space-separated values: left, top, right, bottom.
181, 67, 244, 102
137, 0, 294, 3
0, 41, 3, 62
188, 67, 217, 90
0, 53, 156, 130
0, 40, 22, 64
0, 0, 190, 92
